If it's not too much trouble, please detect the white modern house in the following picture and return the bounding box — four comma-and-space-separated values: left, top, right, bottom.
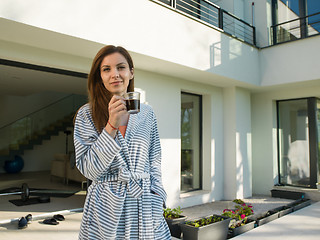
0, 0, 319, 208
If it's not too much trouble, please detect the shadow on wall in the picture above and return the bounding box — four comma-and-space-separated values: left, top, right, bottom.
236, 131, 252, 198
208, 35, 259, 85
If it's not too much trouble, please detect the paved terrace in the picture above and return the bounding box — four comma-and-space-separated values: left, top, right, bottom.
0, 195, 319, 239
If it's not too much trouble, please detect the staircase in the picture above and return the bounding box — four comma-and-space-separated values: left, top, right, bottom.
0, 113, 75, 161
0, 94, 87, 161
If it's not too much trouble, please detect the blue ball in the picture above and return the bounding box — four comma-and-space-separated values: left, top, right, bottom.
4, 155, 24, 173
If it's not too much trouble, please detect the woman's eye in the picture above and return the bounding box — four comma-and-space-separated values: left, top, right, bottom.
103, 68, 110, 72
118, 66, 125, 70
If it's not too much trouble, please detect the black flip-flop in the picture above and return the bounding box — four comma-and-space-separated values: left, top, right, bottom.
42, 218, 59, 225
53, 214, 65, 221
25, 214, 32, 223
18, 217, 28, 229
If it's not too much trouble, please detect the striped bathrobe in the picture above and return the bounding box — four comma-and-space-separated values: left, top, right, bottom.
74, 103, 171, 240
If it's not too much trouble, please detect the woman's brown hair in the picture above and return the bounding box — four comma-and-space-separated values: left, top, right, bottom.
88, 45, 134, 133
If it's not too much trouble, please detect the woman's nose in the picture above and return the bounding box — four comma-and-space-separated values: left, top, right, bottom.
111, 68, 119, 78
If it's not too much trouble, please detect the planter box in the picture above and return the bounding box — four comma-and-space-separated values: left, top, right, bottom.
180, 215, 231, 240
248, 210, 279, 227
227, 219, 255, 238
288, 198, 312, 212
270, 189, 305, 200
270, 205, 293, 218
165, 215, 187, 238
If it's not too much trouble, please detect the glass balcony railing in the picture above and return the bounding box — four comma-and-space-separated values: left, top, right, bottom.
152, 0, 256, 46
0, 94, 87, 155
271, 12, 320, 45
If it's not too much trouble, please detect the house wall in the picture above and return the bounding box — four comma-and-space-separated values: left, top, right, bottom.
136, 69, 228, 208
0, 0, 261, 86
135, 70, 253, 207
260, 35, 320, 86
0, 0, 319, 208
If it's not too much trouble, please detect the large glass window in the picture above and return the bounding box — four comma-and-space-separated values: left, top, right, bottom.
181, 92, 202, 192
277, 98, 320, 188
278, 99, 310, 187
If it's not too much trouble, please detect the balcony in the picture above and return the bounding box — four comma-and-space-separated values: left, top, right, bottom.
271, 12, 320, 45
151, 0, 256, 46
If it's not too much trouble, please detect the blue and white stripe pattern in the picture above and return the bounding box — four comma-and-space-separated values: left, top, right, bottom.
74, 103, 171, 239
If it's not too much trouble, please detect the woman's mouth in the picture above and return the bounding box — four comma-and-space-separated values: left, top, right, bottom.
111, 81, 122, 86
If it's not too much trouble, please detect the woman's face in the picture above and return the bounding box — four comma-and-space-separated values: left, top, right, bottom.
100, 52, 134, 96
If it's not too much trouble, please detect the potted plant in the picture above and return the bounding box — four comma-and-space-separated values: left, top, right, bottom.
228, 218, 255, 238
163, 206, 187, 238
222, 199, 255, 238
180, 214, 231, 240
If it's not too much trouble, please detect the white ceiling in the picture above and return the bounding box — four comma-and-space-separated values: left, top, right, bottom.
0, 64, 87, 96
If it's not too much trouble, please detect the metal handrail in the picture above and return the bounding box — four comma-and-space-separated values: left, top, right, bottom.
152, 0, 256, 46
222, 9, 254, 28
272, 12, 320, 28
0, 94, 72, 130
175, 0, 219, 25
0, 94, 87, 153
271, 12, 320, 45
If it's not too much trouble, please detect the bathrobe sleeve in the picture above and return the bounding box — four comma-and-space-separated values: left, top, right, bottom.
149, 110, 167, 203
73, 104, 121, 181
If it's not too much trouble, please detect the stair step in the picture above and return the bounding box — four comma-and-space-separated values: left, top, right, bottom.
0, 148, 10, 155
3, 112, 77, 159
9, 144, 19, 150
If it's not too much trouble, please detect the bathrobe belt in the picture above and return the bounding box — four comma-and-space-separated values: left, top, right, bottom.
95, 168, 150, 199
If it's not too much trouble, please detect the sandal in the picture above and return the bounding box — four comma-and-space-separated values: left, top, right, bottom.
42, 218, 59, 225
18, 217, 28, 229
53, 214, 65, 221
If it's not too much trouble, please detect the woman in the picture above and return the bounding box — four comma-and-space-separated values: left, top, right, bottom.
74, 45, 171, 239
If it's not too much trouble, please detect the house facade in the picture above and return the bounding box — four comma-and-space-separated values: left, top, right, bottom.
0, 0, 319, 208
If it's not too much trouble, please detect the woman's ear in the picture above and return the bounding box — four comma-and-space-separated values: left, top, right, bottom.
130, 68, 134, 80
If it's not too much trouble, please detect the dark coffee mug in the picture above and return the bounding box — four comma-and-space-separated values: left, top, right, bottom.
124, 92, 140, 114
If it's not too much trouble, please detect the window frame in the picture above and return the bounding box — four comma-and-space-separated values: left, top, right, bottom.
276, 97, 319, 188
180, 91, 203, 193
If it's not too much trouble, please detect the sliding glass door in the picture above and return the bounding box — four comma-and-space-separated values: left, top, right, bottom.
277, 97, 319, 188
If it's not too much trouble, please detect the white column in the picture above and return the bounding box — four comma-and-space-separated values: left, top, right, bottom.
223, 87, 252, 200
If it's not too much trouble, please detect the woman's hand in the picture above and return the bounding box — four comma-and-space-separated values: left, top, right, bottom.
108, 95, 127, 129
